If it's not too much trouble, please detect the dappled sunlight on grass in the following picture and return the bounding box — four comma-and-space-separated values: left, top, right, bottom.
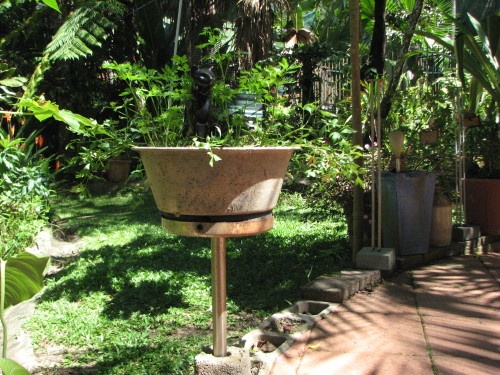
27, 189, 351, 374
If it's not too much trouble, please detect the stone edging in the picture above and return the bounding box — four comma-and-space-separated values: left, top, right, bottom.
228, 270, 383, 375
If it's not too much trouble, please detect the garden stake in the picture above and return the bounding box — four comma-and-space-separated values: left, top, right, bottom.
355, 79, 395, 270
369, 78, 387, 250
173, 0, 183, 57
454, 94, 467, 224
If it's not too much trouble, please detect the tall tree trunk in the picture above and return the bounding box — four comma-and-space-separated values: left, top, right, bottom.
370, 0, 387, 76
350, 0, 364, 258
380, 0, 425, 120
185, 0, 216, 68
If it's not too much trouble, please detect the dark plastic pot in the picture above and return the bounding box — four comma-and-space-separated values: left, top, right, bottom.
378, 171, 436, 255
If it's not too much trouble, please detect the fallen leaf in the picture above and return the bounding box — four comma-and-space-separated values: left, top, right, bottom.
307, 343, 321, 349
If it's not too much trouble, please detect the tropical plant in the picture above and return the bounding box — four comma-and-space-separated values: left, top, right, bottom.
418, 13, 500, 120
0, 63, 27, 106
96, 27, 365, 187
1, 60, 81, 372
0, 125, 51, 375
37, 0, 60, 12
418, 12, 500, 176
103, 56, 193, 147
0, 249, 50, 375
385, 73, 460, 192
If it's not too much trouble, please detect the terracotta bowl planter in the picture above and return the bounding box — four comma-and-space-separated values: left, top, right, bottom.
133, 147, 298, 219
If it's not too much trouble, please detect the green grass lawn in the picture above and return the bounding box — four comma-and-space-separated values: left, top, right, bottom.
27, 188, 351, 374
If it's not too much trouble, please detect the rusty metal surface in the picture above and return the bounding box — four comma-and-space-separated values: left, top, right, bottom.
161, 215, 274, 237
133, 147, 299, 217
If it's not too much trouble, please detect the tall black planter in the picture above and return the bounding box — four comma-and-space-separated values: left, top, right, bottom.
379, 171, 436, 255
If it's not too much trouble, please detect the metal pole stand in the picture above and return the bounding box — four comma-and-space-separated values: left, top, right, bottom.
211, 237, 227, 357
162, 213, 274, 358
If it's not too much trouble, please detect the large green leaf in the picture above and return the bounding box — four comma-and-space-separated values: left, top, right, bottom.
17, 99, 105, 136
290, 4, 304, 30
0, 358, 30, 375
417, 13, 500, 112
0, 77, 27, 88
41, 0, 61, 13
3, 252, 50, 309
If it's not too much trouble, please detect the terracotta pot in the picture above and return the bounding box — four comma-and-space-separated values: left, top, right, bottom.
133, 147, 298, 218
464, 179, 500, 235
107, 159, 131, 182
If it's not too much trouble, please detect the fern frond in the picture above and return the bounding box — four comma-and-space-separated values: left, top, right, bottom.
22, 54, 51, 100
45, 0, 127, 61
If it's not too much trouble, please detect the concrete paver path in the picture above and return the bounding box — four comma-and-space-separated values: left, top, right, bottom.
269, 254, 500, 375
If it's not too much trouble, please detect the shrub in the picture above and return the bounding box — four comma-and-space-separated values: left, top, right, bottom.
0, 126, 53, 257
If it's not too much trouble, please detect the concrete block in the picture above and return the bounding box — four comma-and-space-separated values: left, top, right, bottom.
26, 229, 52, 255
239, 331, 291, 375
356, 247, 396, 271
465, 238, 479, 254
240, 330, 290, 353
248, 351, 275, 375
396, 254, 424, 270
286, 300, 340, 320
195, 346, 252, 375
450, 242, 467, 256
452, 225, 481, 242
340, 270, 381, 289
478, 236, 488, 246
301, 276, 357, 303
397, 247, 454, 270
424, 248, 449, 262
259, 312, 315, 335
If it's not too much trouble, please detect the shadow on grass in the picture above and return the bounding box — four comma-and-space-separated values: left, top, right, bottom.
35, 339, 205, 375
34, 191, 351, 374
45, 191, 350, 311
41, 233, 210, 317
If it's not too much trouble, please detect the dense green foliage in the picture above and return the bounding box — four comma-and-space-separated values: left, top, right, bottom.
0, 126, 53, 258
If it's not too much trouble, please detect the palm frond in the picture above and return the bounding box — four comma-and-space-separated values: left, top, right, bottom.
45, 0, 126, 61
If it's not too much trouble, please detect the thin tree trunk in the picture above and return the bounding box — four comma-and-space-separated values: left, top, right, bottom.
350, 0, 364, 259
380, 0, 425, 119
